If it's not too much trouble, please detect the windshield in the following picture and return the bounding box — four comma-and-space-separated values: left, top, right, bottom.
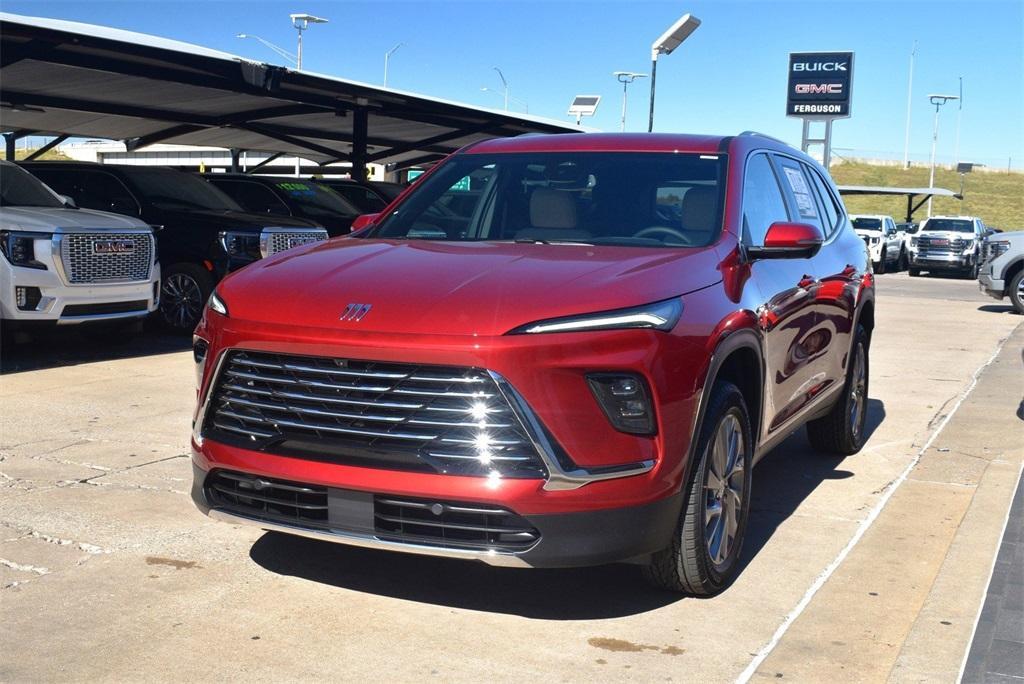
370, 152, 727, 248
923, 219, 973, 233
273, 181, 360, 218
0, 163, 64, 208
125, 167, 243, 211
852, 218, 882, 231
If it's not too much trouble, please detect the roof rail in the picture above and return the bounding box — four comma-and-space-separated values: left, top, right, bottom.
739, 130, 788, 145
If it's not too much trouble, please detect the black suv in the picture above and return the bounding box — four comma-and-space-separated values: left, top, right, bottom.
317, 179, 400, 214
204, 174, 360, 236
21, 162, 328, 332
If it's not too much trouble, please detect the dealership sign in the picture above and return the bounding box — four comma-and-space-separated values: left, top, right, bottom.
787, 52, 854, 118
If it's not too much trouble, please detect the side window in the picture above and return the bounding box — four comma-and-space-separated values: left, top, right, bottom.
741, 153, 790, 246
773, 156, 824, 234
76, 171, 140, 215
804, 163, 842, 235
213, 180, 290, 216
407, 165, 498, 239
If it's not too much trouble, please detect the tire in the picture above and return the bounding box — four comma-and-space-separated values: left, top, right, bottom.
874, 250, 886, 274
898, 249, 908, 271
807, 323, 869, 455
909, 267, 921, 277
1009, 270, 1024, 315
643, 381, 753, 596
159, 263, 213, 333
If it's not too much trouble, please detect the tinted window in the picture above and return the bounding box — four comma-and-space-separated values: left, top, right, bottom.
852, 218, 882, 230
210, 180, 290, 216
27, 168, 138, 214
373, 152, 727, 248
804, 164, 842, 235
331, 183, 388, 212
773, 156, 824, 234
922, 218, 973, 233
123, 168, 242, 211
741, 153, 789, 246
272, 181, 360, 218
1, 163, 63, 208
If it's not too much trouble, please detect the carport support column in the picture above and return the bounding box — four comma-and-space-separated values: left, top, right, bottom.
351, 107, 369, 181
229, 148, 242, 174
4, 133, 17, 161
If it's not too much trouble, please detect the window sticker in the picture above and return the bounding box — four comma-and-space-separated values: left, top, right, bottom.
782, 166, 818, 219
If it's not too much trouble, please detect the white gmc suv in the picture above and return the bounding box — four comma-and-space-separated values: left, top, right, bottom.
1, 161, 159, 338
851, 214, 905, 273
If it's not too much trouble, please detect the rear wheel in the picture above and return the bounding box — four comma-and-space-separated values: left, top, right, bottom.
160, 263, 213, 334
1009, 270, 1024, 315
808, 323, 869, 455
898, 249, 908, 271
643, 381, 753, 596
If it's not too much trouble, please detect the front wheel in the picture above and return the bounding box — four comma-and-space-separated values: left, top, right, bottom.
159, 264, 213, 334
898, 249, 909, 271
1009, 270, 1024, 315
874, 250, 886, 274
807, 323, 869, 455
643, 381, 753, 596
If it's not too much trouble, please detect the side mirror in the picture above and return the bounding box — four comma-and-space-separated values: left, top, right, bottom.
350, 213, 380, 233
747, 222, 824, 260
60, 194, 78, 209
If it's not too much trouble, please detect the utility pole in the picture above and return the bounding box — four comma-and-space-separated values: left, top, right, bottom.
384, 43, 403, 88
902, 40, 916, 168
927, 94, 958, 217
953, 76, 963, 166
613, 72, 647, 132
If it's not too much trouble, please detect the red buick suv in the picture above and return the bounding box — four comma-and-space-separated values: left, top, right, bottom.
191, 132, 874, 595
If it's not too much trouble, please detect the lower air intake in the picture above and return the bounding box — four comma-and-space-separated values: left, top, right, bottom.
374, 496, 540, 553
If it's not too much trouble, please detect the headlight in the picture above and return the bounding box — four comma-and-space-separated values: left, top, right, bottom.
0, 230, 47, 270
988, 241, 1010, 259
508, 298, 683, 335
218, 231, 261, 259
910, 237, 918, 247
207, 290, 229, 317
869, 237, 880, 245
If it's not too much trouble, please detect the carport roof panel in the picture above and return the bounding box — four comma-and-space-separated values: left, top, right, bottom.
0, 12, 581, 166
837, 185, 958, 198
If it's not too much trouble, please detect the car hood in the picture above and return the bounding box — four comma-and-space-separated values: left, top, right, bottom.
0, 206, 150, 232
218, 238, 723, 336
854, 228, 882, 237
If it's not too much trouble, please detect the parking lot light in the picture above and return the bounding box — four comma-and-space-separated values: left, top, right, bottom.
613, 71, 648, 132
648, 13, 701, 132
289, 13, 329, 71
236, 34, 297, 67
927, 93, 959, 217
384, 43, 403, 88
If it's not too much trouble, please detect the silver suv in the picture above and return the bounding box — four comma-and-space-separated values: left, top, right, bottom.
978, 230, 1024, 314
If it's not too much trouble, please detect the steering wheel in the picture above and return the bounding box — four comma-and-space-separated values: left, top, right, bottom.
633, 226, 695, 245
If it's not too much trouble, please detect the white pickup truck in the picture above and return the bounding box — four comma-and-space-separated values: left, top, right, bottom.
909, 215, 988, 278
851, 214, 905, 273
1, 161, 159, 340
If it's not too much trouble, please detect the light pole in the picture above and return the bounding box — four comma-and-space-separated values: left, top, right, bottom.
648, 13, 701, 132
953, 76, 963, 166
901, 40, 916, 168
384, 42, 403, 88
236, 34, 297, 67
492, 66, 510, 111
289, 13, 329, 71
927, 93, 959, 217
613, 71, 648, 132
481, 87, 528, 113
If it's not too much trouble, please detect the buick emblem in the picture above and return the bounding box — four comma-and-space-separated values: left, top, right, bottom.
340, 303, 371, 322
93, 239, 135, 255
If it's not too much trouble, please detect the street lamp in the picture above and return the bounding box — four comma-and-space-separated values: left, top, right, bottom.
236, 34, 297, 67
384, 42, 403, 88
492, 66, 510, 111
289, 13, 329, 70
648, 13, 701, 132
613, 71, 648, 132
480, 87, 528, 113
926, 93, 959, 217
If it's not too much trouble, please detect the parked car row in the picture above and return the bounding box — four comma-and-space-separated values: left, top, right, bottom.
1, 161, 405, 336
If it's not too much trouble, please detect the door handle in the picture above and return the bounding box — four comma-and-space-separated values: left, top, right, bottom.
798, 274, 817, 289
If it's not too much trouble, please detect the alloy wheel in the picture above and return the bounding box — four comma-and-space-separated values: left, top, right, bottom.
704, 412, 746, 568
849, 342, 867, 440
161, 273, 204, 330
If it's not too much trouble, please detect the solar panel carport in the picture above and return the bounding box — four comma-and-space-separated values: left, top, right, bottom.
0, 13, 579, 177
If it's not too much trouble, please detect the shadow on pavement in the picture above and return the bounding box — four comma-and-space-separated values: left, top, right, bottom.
977, 304, 1018, 315
249, 399, 887, 617
0, 324, 190, 374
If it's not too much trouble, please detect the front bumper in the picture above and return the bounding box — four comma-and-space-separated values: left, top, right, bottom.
977, 267, 1005, 299
190, 462, 682, 567
0, 262, 160, 324
910, 252, 973, 270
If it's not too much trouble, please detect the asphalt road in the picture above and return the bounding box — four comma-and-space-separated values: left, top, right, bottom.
1, 272, 1021, 682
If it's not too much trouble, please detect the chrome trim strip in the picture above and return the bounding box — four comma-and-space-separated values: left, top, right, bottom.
205, 508, 531, 567
192, 349, 232, 448
487, 371, 655, 491
56, 309, 149, 325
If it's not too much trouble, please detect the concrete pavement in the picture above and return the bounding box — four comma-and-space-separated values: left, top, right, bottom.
1, 272, 1021, 682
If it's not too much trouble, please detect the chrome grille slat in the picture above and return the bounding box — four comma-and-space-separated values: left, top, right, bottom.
264, 229, 328, 257
205, 351, 547, 479
59, 233, 153, 284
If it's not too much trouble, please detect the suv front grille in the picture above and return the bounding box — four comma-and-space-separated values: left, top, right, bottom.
263, 229, 328, 257
916, 236, 971, 256
205, 470, 328, 527
374, 496, 540, 552
60, 233, 153, 283
204, 351, 547, 479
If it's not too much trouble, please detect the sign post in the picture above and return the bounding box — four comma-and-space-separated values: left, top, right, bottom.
786, 51, 854, 169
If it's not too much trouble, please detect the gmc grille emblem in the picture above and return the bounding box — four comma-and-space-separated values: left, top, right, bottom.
93, 240, 135, 255
340, 303, 371, 322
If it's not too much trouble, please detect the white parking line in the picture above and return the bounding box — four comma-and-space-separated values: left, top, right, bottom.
736, 333, 1014, 684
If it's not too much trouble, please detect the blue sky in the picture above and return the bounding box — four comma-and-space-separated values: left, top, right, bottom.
6, 0, 1023, 169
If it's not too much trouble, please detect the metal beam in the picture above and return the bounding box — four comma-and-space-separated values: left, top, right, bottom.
387, 152, 447, 171
350, 108, 368, 181
24, 134, 68, 160
4, 133, 16, 161
245, 152, 284, 173
125, 124, 205, 152
366, 123, 498, 162
229, 148, 242, 173
236, 123, 348, 160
